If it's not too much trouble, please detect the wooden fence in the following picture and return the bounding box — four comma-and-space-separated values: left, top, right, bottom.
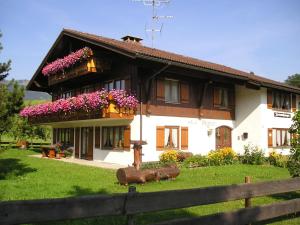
0, 177, 300, 225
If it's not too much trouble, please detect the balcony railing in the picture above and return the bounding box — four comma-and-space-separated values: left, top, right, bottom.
48, 57, 111, 86
28, 103, 135, 124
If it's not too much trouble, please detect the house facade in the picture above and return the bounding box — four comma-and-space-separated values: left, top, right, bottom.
25, 29, 300, 165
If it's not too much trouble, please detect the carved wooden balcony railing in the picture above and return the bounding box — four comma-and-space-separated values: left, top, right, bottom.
48, 57, 111, 86
28, 104, 135, 124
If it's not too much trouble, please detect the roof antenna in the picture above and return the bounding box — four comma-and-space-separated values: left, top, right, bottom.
133, 0, 173, 47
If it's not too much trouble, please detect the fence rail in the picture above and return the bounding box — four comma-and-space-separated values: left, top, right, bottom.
0, 177, 300, 225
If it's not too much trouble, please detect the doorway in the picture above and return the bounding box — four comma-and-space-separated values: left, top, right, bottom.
215, 126, 232, 149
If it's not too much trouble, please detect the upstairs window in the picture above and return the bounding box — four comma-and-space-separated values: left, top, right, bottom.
165, 79, 179, 103
214, 87, 229, 108
104, 79, 125, 91
272, 91, 290, 111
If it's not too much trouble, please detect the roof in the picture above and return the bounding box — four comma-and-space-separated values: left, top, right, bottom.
27, 28, 300, 93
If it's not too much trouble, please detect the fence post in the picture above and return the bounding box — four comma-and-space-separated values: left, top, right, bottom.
126, 186, 136, 225
245, 176, 252, 225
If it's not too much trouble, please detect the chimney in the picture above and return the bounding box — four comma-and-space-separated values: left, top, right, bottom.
121, 35, 143, 45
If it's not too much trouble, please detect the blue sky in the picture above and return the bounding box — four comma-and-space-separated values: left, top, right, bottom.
0, 0, 299, 82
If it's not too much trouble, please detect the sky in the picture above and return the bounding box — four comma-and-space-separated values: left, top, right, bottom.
0, 0, 299, 82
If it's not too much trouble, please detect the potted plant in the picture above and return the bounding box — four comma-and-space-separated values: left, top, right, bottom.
55, 142, 65, 159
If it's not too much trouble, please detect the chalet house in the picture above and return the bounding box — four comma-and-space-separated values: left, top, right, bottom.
25, 29, 300, 165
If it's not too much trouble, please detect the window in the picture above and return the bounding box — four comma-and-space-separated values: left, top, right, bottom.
164, 127, 179, 149
272, 91, 291, 111
214, 87, 229, 108
104, 79, 125, 91
102, 126, 130, 150
165, 79, 179, 103
156, 126, 188, 150
272, 128, 291, 147
53, 128, 74, 146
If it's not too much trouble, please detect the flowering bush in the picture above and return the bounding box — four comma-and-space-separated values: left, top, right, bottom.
20, 89, 138, 118
42, 47, 92, 76
241, 144, 265, 165
268, 151, 288, 168
159, 150, 179, 163
208, 147, 237, 165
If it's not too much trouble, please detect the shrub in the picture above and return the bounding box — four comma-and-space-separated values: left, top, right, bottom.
177, 151, 193, 162
241, 144, 265, 165
208, 147, 237, 166
182, 155, 209, 168
159, 150, 178, 163
141, 161, 169, 169
287, 111, 300, 177
268, 151, 288, 168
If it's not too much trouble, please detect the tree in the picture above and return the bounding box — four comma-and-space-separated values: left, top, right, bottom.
288, 111, 300, 177
285, 74, 300, 88
0, 32, 11, 81
0, 80, 24, 148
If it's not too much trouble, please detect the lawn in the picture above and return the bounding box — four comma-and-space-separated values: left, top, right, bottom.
0, 149, 299, 225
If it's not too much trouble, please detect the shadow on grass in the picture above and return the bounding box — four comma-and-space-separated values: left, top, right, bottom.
270, 191, 300, 201
0, 158, 37, 180
68, 185, 109, 196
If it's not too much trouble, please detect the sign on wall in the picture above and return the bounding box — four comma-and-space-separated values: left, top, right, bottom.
274, 112, 291, 118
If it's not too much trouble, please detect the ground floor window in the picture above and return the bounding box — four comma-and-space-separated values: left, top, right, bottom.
156, 126, 188, 150
53, 128, 74, 146
272, 128, 291, 147
102, 126, 130, 150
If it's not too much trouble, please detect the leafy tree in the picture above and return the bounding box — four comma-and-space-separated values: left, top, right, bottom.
285, 74, 300, 88
0, 80, 24, 148
288, 111, 300, 177
0, 32, 11, 81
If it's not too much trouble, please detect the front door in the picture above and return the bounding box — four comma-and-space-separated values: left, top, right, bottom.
80, 127, 93, 160
215, 126, 232, 149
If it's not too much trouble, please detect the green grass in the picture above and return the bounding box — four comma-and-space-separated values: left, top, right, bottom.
24, 99, 50, 106
0, 149, 299, 225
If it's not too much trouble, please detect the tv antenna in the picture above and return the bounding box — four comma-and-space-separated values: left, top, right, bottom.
133, 0, 173, 47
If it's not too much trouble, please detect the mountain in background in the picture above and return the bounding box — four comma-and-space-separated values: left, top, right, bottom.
3, 79, 51, 100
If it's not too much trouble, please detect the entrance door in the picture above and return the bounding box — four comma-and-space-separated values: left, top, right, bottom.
215, 126, 232, 149
80, 127, 93, 160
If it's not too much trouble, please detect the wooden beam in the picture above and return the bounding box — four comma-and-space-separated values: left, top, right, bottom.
0, 194, 126, 225
125, 177, 300, 214
151, 198, 300, 225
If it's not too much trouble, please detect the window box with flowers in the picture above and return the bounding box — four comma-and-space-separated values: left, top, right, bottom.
19, 90, 138, 124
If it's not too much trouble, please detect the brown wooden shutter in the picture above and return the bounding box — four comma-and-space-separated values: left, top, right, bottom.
213, 87, 220, 106
180, 82, 189, 104
156, 79, 165, 101
87, 127, 94, 160
156, 126, 165, 150
123, 126, 131, 149
292, 94, 296, 112
95, 127, 100, 148
267, 89, 273, 109
75, 128, 80, 158
268, 128, 273, 147
53, 128, 57, 144
70, 128, 74, 146
228, 89, 235, 109
125, 79, 131, 92
181, 127, 189, 150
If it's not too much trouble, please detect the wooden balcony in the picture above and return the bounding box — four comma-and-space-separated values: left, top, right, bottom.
28, 105, 135, 124
48, 57, 111, 86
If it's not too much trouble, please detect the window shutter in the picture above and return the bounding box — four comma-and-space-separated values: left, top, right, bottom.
213, 87, 220, 106
95, 127, 100, 148
156, 79, 165, 101
180, 82, 189, 104
123, 126, 131, 149
87, 127, 94, 160
267, 89, 273, 109
292, 94, 296, 112
125, 79, 131, 92
268, 128, 273, 147
181, 127, 189, 150
53, 128, 57, 144
75, 128, 80, 158
156, 126, 165, 150
228, 89, 235, 109
70, 128, 74, 146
